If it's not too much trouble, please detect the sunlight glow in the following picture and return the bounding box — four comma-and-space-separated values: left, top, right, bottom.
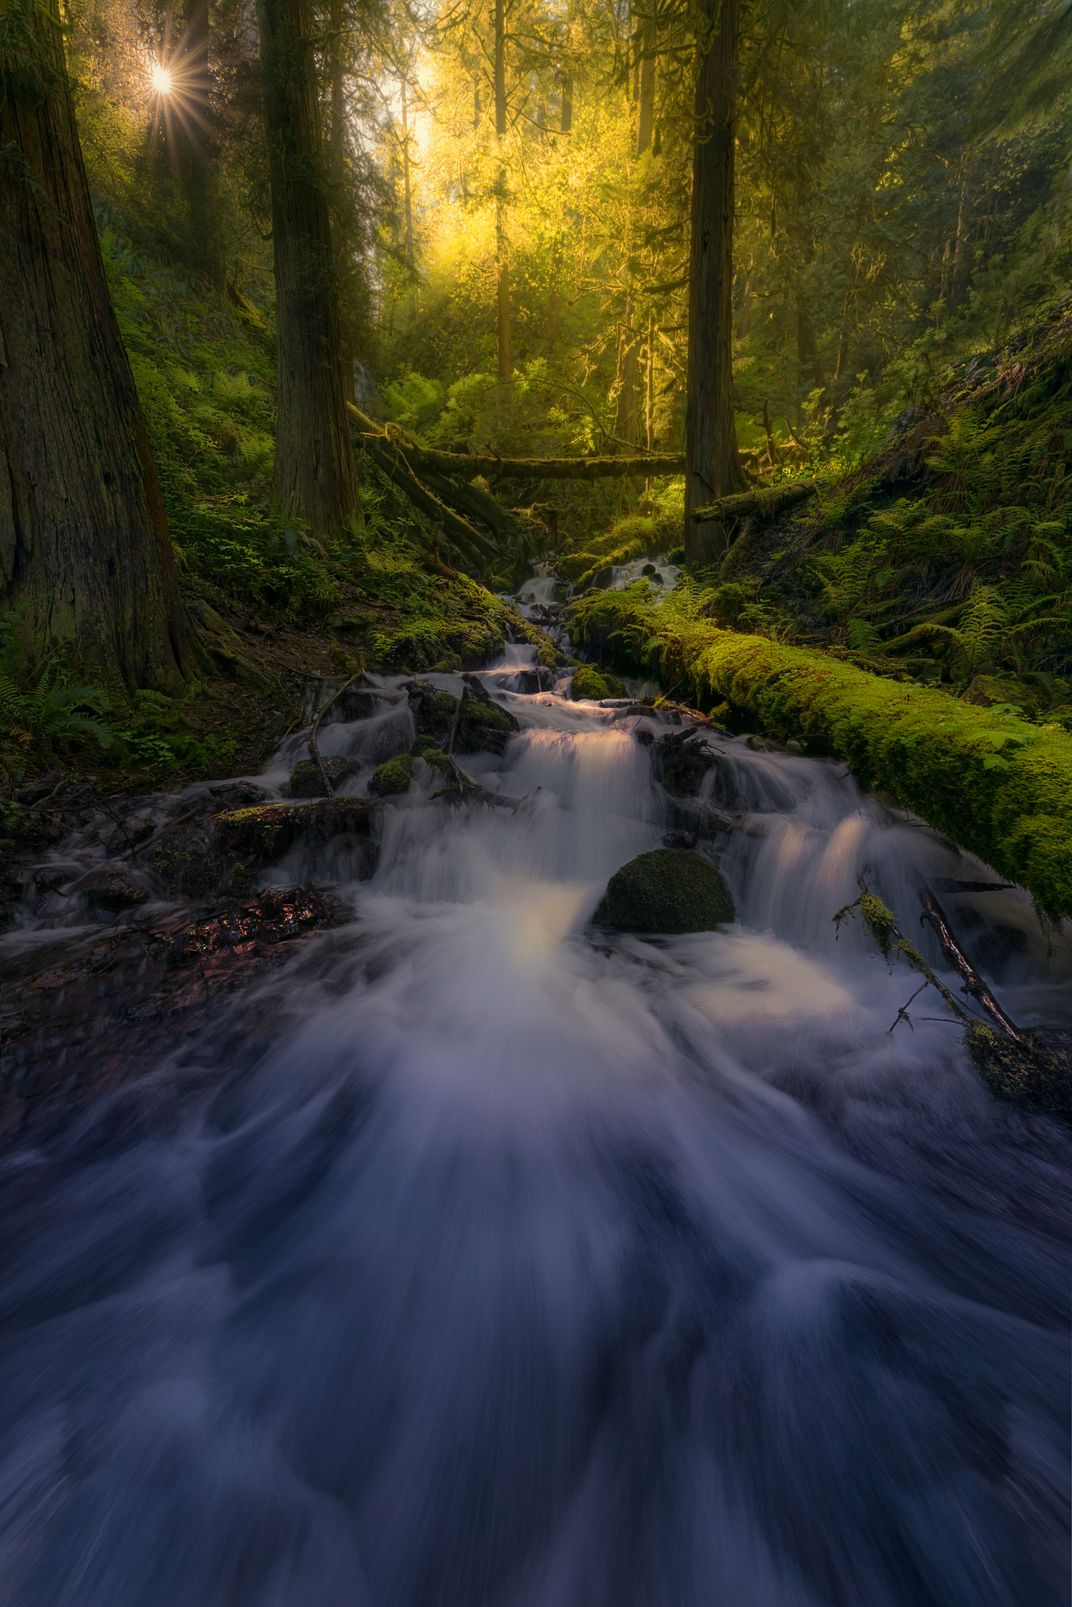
150, 63, 173, 96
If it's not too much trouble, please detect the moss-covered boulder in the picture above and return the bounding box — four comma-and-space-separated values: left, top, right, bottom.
369, 755, 414, 796
287, 756, 362, 798
412, 737, 456, 781
215, 798, 375, 870
593, 848, 735, 933
457, 693, 518, 755
570, 664, 628, 701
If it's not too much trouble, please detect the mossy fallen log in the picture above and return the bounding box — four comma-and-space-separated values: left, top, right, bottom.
570, 589, 1072, 917
691, 481, 817, 524
348, 404, 683, 481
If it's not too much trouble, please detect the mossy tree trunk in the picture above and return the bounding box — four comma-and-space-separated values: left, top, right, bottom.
258, 0, 359, 537
684, 0, 746, 567
0, 0, 194, 689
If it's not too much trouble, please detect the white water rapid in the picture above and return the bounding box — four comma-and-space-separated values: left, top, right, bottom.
1, 641, 1069, 1607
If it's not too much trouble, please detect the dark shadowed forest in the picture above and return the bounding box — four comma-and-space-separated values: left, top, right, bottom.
1, 1, 1071, 1603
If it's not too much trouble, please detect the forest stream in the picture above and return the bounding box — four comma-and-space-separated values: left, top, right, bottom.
1, 610, 1070, 1607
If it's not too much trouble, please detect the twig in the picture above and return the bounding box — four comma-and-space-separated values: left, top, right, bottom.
888, 980, 928, 1034
308, 673, 365, 798
446, 685, 468, 758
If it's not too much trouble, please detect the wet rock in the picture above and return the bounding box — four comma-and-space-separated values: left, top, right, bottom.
0, 887, 348, 1146
651, 729, 722, 797
593, 848, 735, 934
287, 757, 362, 798
662, 830, 698, 850
64, 865, 151, 914
411, 737, 456, 782
370, 755, 413, 796
409, 682, 520, 756
570, 664, 627, 701
215, 798, 376, 870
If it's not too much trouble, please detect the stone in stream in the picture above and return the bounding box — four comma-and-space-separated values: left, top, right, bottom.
593, 847, 735, 934
569, 664, 626, 702
287, 756, 363, 798
63, 865, 151, 914
214, 798, 377, 873
369, 755, 414, 796
408, 679, 520, 756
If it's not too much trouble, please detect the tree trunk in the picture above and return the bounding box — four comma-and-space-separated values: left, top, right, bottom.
0, 0, 193, 689
494, 0, 511, 381
175, 0, 224, 290
684, 0, 745, 567
636, 12, 655, 157
258, 0, 359, 536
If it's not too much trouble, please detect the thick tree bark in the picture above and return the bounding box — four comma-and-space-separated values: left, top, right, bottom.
258, 0, 359, 536
175, 0, 224, 290
0, 0, 193, 689
684, 0, 746, 566
494, 0, 512, 381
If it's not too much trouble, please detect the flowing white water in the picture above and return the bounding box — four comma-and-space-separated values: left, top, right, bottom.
1, 645, 1070, 1607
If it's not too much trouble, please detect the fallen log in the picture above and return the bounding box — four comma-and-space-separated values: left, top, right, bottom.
691, 481, 817, 524
920, 890, 1028, 1045
358, 435, 498, 568
348, 403, 683, 481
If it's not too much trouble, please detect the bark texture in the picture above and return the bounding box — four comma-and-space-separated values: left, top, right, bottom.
0, 0, 193, 688
684, 0, 746, 566
258, 0, 359, 536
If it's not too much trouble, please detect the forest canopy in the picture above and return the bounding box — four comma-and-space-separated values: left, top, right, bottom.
1, 0, 1070, 769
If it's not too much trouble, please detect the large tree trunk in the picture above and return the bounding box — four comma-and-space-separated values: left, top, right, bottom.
684, 0, 746, 566
493, 0, 512, 382
258, 0, 359, 536
0, 0, 193, 689
175, 0, 224, 290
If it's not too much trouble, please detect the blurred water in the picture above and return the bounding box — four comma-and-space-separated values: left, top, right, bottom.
1, 647, 1069, 1607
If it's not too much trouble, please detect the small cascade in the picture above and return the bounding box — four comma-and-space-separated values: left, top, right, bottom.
0, 621, 1069, 1607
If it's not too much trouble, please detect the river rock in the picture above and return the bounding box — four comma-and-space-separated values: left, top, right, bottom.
570, 664, 626, 701
370, 755, 413, 796
64, 865, 152, 914
593, 847, 735, 934
215, 798, 376, 871
409, 681, 519, 756
287, 756, 362, 798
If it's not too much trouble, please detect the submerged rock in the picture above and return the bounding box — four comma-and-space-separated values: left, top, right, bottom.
593, 847, 735, 934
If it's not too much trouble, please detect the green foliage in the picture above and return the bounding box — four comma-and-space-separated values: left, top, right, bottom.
0, 611, 113, 766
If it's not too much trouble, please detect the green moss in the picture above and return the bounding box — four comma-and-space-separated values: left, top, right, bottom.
593, 848, 736, 934
571, 588, 1072, 917
369, 755, 414, 796
570, 664, 627, 701
412, 739, 455, 780
215, 798, 373, 863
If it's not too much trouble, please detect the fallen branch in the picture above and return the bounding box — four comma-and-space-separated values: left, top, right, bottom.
308, 672, 365, 798
921, 890, 1028, 1045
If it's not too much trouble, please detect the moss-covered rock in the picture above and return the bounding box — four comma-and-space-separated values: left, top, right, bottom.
570, 664, 627, 702
215, 798, 375, 869
369, 755, 414, 796
571, 587, 1072, 918
593, 848, 735, 933
412, 737, 456, 780
287, 756, 362, 798
457, 693, 519, 754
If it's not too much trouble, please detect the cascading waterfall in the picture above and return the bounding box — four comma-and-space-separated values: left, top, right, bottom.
0, 636, 1069, 1607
